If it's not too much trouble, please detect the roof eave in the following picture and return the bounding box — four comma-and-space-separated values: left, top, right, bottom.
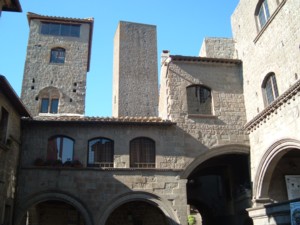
0, 75, 31, 117
170, 55, 242, 65
2, 0, 22, 12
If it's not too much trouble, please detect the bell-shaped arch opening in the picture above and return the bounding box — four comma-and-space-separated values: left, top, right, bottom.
18, 200, 87, 225
105, 201, 169, 225
187, 153, 252, 225
255, 145, 300, 202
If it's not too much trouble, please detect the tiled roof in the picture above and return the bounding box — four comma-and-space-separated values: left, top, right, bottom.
27, 12, 94, 23
170, 55, 242, 65
22, 116, 175, 125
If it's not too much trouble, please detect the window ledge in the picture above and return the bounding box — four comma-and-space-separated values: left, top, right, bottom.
188, 114, 217, 119
0, 142, 9, 151
245, 79, 300, 133
254, 0, 287, 43
22, 166, 184, 172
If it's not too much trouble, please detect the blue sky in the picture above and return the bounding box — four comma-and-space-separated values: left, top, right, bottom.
0, 0, 239, 116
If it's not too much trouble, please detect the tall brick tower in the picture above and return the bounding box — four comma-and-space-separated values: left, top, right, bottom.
21, 12, 93, 117
112, 21, 158, 117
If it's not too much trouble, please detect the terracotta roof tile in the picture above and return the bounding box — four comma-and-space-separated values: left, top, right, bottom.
170, 55, 242, 64
22, 115, 175, 125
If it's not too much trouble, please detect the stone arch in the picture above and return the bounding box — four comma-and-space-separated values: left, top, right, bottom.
253, 138, 300, 201
14, 190, 93, 225
181, 144, 250, 179
96, 191, 180, 225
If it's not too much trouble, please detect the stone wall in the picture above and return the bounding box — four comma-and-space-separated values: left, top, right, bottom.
231, 0, 300, 121
159, 57, 249, 151
18, 120, 188, 224
21, 19, 91, 116
199, 37, 237, 59
112, 21, 158, 117
0, 92, 22, 224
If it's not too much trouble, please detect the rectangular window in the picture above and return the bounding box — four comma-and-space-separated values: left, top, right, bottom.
0, 107, 9, 144
41, 22, 80, 37
50, 99, 59, 113
40, 98, 49, 113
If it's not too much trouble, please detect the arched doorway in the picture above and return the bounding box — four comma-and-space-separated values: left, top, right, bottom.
21, 200, 85, 225
97, 192, 179, 225
106, 201, 168, 225
186, 153, 252, 225
254, 139, 300, 202
14, 192, 92, 225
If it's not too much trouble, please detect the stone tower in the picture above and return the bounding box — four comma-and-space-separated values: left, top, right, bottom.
21, 12, 93, 117
112, 21, 158, 117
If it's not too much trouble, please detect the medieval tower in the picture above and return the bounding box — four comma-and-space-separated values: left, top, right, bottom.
112, 21, 158, 117
21, 12, 93, 117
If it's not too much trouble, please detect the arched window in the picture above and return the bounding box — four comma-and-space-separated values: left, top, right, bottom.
47, 136, 74, 163
38, 87, 60, 114
50, 47, 65, 63
88, 138, 114, 168
186, 85, 212, 115
130, 137, 155, 168
255, 0, 270, 30
262, 73, 279, 105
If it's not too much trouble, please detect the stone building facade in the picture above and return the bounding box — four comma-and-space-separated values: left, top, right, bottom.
0, 76, 30, 225
3, 0, 299, 224
21, 13, 93, 117
231, 0, 300, 224
112, 21, 158, 117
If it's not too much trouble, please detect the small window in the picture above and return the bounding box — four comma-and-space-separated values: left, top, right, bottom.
50, 99, 59, 113
50, 48, 65, 64
262, 73, 279, 105
187, 85, 212, 115
0, 107, 9, 145
256, 0, 270, 29
130, 137, 155, 168
47, 136, 74, 163
88, 138, 114, 168
40, 98, 59, 114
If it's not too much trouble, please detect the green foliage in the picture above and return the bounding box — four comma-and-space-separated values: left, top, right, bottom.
188, 215, 196, 225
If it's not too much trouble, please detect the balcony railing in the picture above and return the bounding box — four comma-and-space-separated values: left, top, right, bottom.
133, 162, 155, 168
93, 162, 114, 168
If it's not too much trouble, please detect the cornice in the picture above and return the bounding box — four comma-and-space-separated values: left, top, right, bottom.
245, 79, 300, 133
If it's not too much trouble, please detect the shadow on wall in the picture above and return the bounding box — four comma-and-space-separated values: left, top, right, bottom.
13, 169, 181, 225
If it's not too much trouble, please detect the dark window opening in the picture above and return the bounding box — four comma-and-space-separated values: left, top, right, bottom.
40, 98, 59, 114
130, 137, 155, 168
187, 85, 212, 115
41, 22, 80, 37
0, 107, 9, 144
47, 136, 74, 163
263, 73, 279, 105
88, 138, 114, 168
50, 48, 65, 64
